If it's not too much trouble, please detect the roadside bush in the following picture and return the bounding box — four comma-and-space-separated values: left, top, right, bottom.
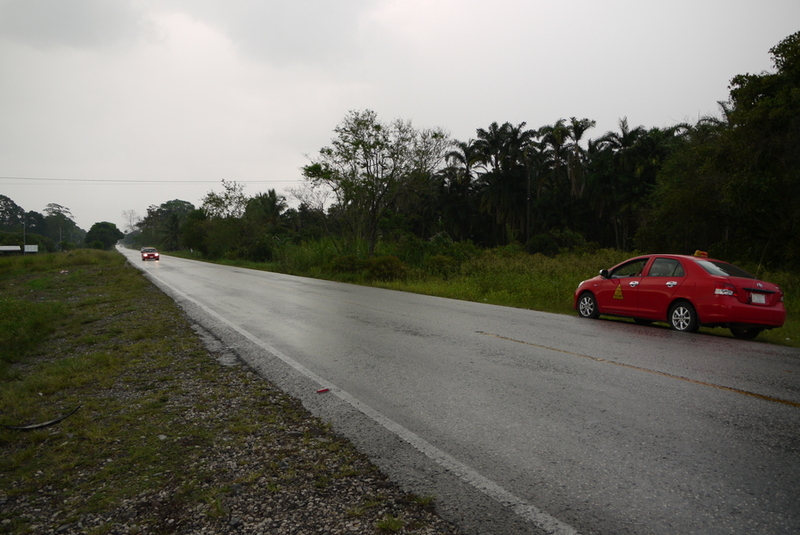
495, 242, 527, 258
392, 234, 429, 267
424, 254, 459, 279
526, 234, 559, 256
247, 236, 274, 262
331, 255, 368, 274
442, 239, 480, 262
366, 256, 408, 281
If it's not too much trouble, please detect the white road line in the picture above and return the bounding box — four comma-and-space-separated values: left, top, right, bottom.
142, 264, 580, 535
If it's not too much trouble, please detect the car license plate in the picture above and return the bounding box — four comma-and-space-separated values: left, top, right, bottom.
751, 292, 766, 304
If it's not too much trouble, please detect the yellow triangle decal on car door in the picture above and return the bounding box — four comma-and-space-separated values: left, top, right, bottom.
613, 285, 624, 299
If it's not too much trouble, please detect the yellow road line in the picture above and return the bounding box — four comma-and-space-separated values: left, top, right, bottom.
477, 331, 800, 408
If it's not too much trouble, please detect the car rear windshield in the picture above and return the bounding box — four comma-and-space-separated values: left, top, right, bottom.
696, 259, 754, 279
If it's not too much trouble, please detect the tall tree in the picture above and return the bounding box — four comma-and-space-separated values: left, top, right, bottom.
473, 122, 535, 244
85, 222, 124, 250
42, 203, 80, 246
302, 109, 449, 256
565, 117, 596, 198
122, 209, 139, 234
445, 139, 483, 188
0, 195, 25, 230
245, 190, 288, 230
641, 32, 800, 267
202, 180, 248, 219
724, 31, 800, 266
530, 119, 574, 233
441, 139, 486, 241
592, 118, 648, 249
136, 199, 196, 250
238, 189, 290, 261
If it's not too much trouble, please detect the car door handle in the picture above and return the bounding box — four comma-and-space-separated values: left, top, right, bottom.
629, 281, 639, 287
666, 281, 678, 288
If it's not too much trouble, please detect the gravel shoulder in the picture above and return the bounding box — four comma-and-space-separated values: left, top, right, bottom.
0, 253, 465, 535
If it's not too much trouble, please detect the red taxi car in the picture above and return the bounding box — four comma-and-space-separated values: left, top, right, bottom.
141, 247, 160, 261
574, 252, 785, 339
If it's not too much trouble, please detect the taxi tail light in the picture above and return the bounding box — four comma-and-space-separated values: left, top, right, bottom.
714, 283, 737, 297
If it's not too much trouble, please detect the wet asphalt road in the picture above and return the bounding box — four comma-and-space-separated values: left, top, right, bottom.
122, 247, 800, 535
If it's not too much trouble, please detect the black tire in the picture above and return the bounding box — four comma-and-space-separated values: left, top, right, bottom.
668, 301, 698, 333
730, 327, 762, 340
577, 292, 599, 319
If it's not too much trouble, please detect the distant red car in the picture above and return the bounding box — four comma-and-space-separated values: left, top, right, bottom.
574, 252, 786, 339
141, 247, 160, 261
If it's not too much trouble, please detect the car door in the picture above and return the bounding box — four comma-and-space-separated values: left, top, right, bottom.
595, 257, 648, 316
636, 257, 686, 319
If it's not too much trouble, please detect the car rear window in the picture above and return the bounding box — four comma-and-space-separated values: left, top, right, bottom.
696, 259, 754, 279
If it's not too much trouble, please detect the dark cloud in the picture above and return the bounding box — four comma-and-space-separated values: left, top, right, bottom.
0, 0, 146, 49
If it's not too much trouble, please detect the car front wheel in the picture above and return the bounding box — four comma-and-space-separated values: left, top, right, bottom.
668, 301, 698, 333
577, 292, 599, 319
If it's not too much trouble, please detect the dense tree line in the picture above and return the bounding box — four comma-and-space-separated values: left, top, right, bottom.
142, 32, 796, 270
640, 32, 800, 268
6, 33, 797, 270
0, 198, 126, 251
0, 199, 88, 251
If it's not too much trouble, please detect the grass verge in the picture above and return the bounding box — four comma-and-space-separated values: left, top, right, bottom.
170, 246, 799, 347
0, 250, 461, 534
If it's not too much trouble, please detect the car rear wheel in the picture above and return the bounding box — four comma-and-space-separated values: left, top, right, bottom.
668, 301, 698, 333
730, 327, 763, 340
577, 292, 599, 319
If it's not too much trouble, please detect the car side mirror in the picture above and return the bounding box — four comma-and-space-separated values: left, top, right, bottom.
599, 269, 610, 279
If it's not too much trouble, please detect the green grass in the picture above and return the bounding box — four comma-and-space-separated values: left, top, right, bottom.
3, 249, 457, 534
394, 250, 798, 346
169, 244, 799, 346
0, 252, 216, 526
375, 514, 405, 532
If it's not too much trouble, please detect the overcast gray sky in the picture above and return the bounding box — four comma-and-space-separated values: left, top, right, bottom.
1, 0, 797, 231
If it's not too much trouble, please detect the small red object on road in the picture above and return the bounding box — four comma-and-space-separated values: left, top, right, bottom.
316, 388, 330, 393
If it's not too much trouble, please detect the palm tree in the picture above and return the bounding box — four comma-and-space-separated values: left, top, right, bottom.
445, 139, 484, 188
474, 122, 507, 176
537, 119, 570, 201
565, 117, 596, 198
593, 118, 649, 249
530, 119, 575, 231
161, 212, 183, 251
245, 189, 288, 230
474, 122, 536, 244
597, 117, 645, 165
